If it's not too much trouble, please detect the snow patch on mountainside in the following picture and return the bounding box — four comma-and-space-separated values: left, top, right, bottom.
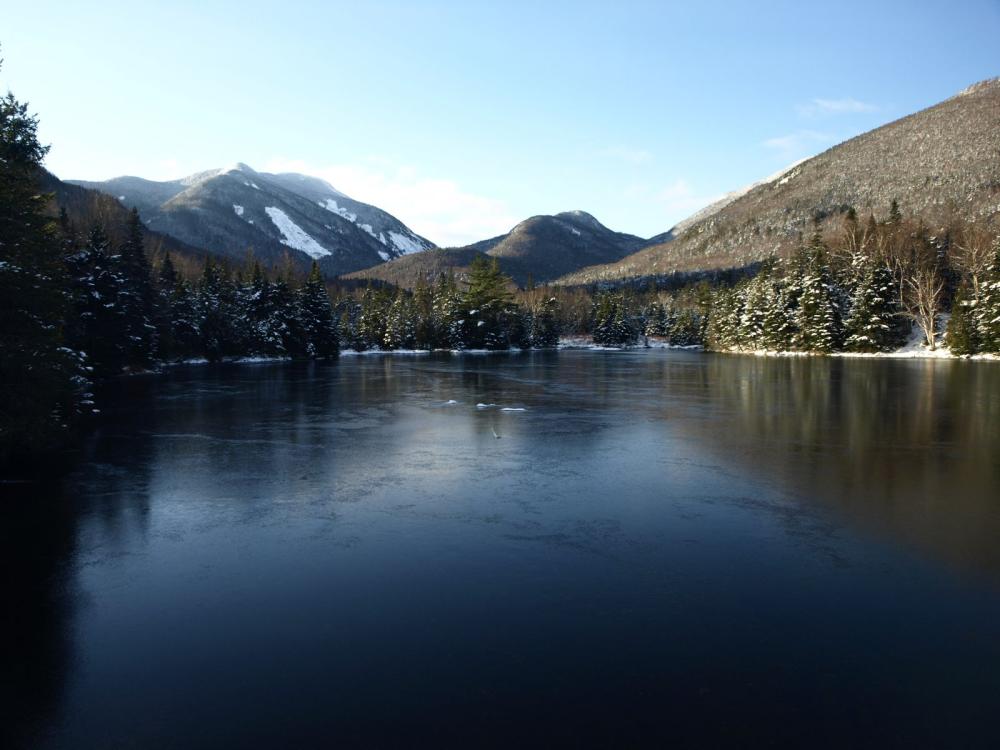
264, 207, 331, 258
388, 230, 424, 255
233, 204, 244, 217
320, 198, 357, 222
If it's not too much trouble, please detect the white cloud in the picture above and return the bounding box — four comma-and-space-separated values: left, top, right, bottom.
624, 179, 724, 228
262, 157, 517, 247
763, 130, 835, 157
796, 97, 878, 117
600, 145, 654, 165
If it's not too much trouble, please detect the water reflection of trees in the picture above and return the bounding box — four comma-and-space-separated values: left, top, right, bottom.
690, 355, 1000, 580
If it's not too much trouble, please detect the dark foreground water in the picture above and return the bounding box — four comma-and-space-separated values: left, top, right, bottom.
3, 351, 1000, 748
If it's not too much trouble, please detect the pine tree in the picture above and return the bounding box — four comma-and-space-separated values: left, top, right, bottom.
793, 234, 842, 352
433, 273, 463, 349
843, 257, 898, 352
461, 256, 515, 349
198, 258, 240, 361
530, 296, 561, 348
412, 277, 435, 350
299, 262, 339, 358
976, 241, 1000, 353
0, 81, 88, 460
118, 208, 157, 367
66, 225, 130, 374
272, 276, 307, 358
946, 286, 979, 356
761, 278, 793, 351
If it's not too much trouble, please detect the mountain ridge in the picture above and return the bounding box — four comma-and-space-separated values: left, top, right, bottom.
69, 163, 435, 275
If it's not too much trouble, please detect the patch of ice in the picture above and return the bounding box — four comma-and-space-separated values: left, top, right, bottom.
476, 403, 497, 409
500, 407, 526, 412
264, 206, 331, 258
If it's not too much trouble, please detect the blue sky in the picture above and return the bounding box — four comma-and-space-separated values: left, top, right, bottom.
3, 0, 998, 245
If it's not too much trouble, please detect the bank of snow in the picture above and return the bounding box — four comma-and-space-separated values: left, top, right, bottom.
264, 207, 331, 259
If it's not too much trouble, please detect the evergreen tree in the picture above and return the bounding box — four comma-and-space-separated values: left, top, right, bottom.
0, 81, 87, 460
118, 208, 157, 367
461, 256, 515, 349
793, 235, 842, 352
946, 286, 979, 356
976, 241, 1000, 353
242, 261, 285, 356
843, 258, 898, 352
299, 262, 339, 358
530, 296, 561, 348
272, 276, 307, 358
358, 285, 388, 349
761, 278, 794, 351
168, 278, 201, 358
198, 258, 240, 361
66, 225, 130, 374
412, 277, 435, 350
432, 273, 463, 349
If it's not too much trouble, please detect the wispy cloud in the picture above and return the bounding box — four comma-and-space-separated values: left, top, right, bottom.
623, 179, 724, 228
262, 157, 517, 248
600, 145, 654, 165
763, 130, 835, 158
796, 97, 878, 117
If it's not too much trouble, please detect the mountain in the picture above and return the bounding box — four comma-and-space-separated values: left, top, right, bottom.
557, 77, 1000, 285
344, 210, 645, 287
69, 163, 435, 275
39, 170, 210, 266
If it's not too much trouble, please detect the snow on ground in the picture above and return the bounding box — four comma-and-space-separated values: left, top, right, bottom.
378, 250, 391, 261
264, 207, 331, 259
388, 230, 425, 255
233, 204, 244, 217
320, 198, 357, 222
500, 407, 526, 411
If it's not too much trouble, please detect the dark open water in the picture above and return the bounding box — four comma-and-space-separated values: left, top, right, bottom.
3, 351, 1000, 748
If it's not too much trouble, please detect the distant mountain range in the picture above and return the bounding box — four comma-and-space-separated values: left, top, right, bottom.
69, 163, 435, 275
344, 210, 650, 287
62, 77, 1000, 287
557, 77, 1000, 285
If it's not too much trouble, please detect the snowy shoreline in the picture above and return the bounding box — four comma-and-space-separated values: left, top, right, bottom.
148, 335, 999, 370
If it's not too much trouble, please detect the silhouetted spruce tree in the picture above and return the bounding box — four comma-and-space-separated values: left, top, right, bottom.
358, 285, 388, 350
299, 262, 339, 358
272, 276, 307, 357
530, 296, 561, 348
243, 261, 284, 356
118, 208, 157, 367
66, 225, 130, 375
199, 258, 240, 361
412, 277, 435, 350
0, 80, 87, 460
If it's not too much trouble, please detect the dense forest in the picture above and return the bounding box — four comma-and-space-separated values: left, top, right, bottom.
4, 70, 1000, 465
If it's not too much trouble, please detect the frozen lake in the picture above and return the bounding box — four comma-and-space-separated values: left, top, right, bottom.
5, 350, 1000, 748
